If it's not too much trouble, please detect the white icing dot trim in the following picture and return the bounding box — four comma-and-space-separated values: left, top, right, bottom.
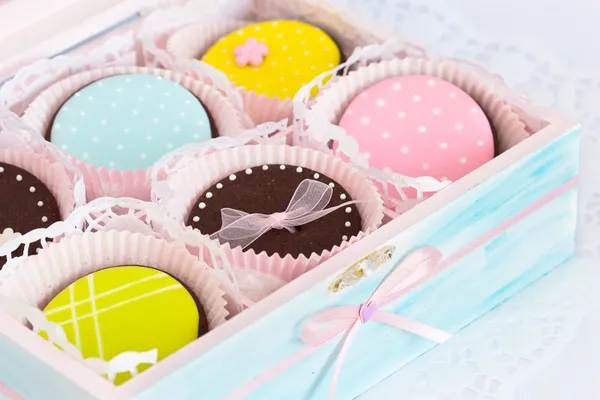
262, 165, 269, 171
37, 201, 44, 207
16, 175, 22, 181
229, 174, 237, 181
0, 228, 22, 246
342, 235, 348, 241
0, 167, 4, 173
296, 167, 303, 173
313, 173, 320, 179
41, 216, 48, 223
29, 186, 36, 193
344, 221, 351, 228
328, 182, 335, 188
199, 202, 206, 209
206, 192, 213, 199
345, 207, 352, 214
193, 216, 200, 223
216, 183, 223, 189
279, 165, 286, 170
340, 194, 347, 200
245, 168, 252, 175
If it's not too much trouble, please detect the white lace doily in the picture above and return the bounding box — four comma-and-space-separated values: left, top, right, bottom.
340, 0, 600, 398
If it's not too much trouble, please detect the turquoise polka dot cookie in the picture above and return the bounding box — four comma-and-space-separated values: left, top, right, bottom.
50, 74, 215, 171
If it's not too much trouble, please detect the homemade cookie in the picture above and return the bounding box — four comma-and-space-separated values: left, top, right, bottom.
43, 266, 205, 384
187, 164, 361, 257
50, 74, 215, 171
0, 162, 61, 268
338, 75, 495, 193
202, 20, 341, 99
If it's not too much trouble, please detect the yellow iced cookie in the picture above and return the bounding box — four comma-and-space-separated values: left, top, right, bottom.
43, 266, 202, 384
202, 20, 341, 99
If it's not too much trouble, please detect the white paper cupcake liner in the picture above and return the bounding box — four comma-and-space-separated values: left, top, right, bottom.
154, 144, 385, 282
22, 66, 249, 201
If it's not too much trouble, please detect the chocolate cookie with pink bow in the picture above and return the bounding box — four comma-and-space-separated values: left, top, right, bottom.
187, 164, 362, 258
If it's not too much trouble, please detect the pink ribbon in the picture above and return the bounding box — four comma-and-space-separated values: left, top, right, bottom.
210, 179, 358, 250
300, 247, 453, 399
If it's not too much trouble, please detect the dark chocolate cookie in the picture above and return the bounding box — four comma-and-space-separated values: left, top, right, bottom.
0, 162, 61, 268
186, 164, 362, 258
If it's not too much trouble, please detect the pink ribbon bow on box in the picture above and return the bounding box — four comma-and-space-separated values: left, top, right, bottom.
300, 247, 453, 399
210, 179, 359, 250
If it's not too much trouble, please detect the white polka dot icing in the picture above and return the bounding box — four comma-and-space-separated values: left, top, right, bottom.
50, 74, 213, 171
337, 75, 495, 197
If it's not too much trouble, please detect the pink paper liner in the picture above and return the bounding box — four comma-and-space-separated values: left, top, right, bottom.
0, 230, 229, 330
0, 148, 76, 220
166, 21, 302, 125
22, 67, 249, 202
157, 144, 385, 282
309, 57, 530, 154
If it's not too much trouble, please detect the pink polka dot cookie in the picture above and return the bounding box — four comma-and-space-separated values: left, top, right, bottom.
338, 75, 495, 197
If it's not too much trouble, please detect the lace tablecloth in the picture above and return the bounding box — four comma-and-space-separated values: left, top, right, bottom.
332, 0, 600, 398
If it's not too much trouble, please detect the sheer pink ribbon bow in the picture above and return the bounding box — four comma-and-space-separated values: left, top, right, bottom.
300, 247, 453, 399
210, 179, 358, 249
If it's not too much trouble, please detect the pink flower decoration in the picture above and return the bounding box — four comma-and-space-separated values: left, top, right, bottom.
234, 38, 269, 67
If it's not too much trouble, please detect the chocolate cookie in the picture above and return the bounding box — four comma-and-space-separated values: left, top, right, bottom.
0, 162, 61, 268
186, 164, 362, 257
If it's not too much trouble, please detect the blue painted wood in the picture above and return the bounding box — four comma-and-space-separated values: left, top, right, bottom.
131, 128, 579, 400
0, 334, 95, 400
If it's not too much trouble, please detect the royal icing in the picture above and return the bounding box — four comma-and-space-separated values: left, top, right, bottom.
43, 266, 201, 384
188, 164, 361, 257
0, 162, 60, 265
50, 74, 213, 171
202, 20, 341, 99
338, 75, 495, 196
0, 228, 21, 246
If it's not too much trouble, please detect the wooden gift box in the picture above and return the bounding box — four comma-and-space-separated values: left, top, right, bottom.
0, 0, 580, 399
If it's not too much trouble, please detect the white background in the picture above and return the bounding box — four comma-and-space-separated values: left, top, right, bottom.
327, 0, 600, 399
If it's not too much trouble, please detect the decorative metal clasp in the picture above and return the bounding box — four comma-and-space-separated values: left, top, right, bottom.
329, 245, 396, 293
